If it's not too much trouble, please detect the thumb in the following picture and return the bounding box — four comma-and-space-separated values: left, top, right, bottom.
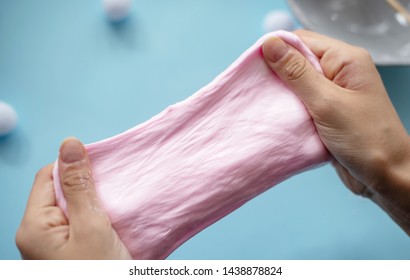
262, 37, 333, 110
58, 138, 106, 228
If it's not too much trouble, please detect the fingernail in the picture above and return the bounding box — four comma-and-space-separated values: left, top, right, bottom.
60, 137, 85, 163
263, 37, 290, 63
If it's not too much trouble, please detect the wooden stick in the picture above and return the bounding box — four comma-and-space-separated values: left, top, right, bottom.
386, 0, 410, 23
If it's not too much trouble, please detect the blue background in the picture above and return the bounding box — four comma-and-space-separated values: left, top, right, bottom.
0, 0, 409, 259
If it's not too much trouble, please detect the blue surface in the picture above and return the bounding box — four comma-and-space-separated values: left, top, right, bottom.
0, 0, 409, 260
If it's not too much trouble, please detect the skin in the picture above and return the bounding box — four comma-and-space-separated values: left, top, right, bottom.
15, 138, 131, 259
16, 30, 410, 259
262, 30, 410, 235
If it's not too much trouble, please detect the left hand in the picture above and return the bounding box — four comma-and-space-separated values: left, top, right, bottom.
16, 138, 132, 259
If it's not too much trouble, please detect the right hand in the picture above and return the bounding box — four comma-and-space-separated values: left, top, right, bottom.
262, 30, 410, 234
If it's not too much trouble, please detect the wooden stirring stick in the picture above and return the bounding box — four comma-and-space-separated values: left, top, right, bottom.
386, 0, 410, 23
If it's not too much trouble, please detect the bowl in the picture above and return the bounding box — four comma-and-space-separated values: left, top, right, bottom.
287, 0, 410, 65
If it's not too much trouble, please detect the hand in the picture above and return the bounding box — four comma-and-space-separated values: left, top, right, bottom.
16, 138, 131, 259
262, 30, 410, 234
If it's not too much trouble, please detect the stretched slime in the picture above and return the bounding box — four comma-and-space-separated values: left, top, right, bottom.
53, 31, 329, 259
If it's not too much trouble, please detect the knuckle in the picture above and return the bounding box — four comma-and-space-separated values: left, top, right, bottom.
61, 168, 93, 191
354, 47, 372, 62
34, 166, 49, 181
285, 55, 310, 82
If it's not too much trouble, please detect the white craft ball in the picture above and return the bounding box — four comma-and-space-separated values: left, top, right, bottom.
0, 101, 18, 136
263, 10, 295, 33
103, 0, 132, 22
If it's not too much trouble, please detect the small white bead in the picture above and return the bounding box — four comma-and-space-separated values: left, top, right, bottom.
263, 10, 295, 33
103, 0, 132, 22
0, 101, 18, 136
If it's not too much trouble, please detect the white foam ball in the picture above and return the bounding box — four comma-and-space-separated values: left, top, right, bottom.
263, 10, 295, 33
0, 101, 18, 136
103, 0, 132, 22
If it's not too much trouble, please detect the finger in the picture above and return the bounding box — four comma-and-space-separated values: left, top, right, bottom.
293, 30, 351, 59
262, 37, 334, 111
58, 137, 106, 228
294, 30, 370, 87
26, 164, 56, 211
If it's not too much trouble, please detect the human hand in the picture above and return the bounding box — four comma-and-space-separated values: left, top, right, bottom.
16, 138, 131, 259
262, 30, 410, 234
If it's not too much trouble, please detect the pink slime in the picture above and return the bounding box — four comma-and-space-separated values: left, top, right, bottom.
53, 31, 329, 259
